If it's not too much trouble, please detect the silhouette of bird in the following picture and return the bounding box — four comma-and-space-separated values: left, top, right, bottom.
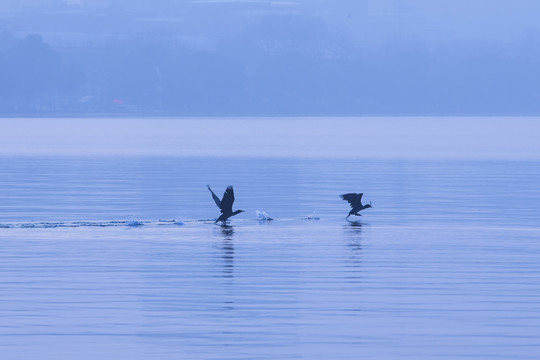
340, 193, 372, 219
207, 185, 245, 223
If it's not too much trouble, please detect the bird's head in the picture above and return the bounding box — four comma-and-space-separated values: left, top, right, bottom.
365, 201, 372, 209
234, 209, 245, 215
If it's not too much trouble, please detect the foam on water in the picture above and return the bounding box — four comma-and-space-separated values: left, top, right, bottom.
301, 210, 320, 220
255, 210, 274, 221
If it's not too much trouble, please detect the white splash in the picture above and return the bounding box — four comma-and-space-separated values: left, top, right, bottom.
256, 210, 274, 221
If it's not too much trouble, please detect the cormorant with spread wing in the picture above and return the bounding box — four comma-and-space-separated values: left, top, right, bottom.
207, 185, 245, 223
340, 193, 372, 219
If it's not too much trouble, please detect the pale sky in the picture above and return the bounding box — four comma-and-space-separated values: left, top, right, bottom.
1, 0, 540, 43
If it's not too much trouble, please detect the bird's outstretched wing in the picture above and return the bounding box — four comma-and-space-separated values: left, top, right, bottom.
220, 186, 235, 214
207, 185, 221, 208
340, 193, 363, 208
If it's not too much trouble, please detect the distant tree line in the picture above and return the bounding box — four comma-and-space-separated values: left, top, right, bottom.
0, 32, 85, 112
1, 16, 540, 116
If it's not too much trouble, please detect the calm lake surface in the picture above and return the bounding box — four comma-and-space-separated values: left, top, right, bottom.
1, 156, 539, 359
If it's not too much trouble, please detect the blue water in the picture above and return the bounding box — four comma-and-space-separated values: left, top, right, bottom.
1, 156, 539, 359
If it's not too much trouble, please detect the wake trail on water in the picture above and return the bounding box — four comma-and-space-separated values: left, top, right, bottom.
0, 219, 184, 229
0, 214, 322, 229
0, 210, 324, 229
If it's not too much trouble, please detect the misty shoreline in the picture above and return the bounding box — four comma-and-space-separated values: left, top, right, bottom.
2, 1, 540, 116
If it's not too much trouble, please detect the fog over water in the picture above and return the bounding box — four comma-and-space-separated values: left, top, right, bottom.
1, 117, 539, 159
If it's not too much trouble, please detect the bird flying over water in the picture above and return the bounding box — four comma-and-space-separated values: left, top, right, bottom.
207, 185, 244, 224
340, 193, 372, 219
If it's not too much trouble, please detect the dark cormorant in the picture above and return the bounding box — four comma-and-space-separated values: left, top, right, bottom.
340, 193, 372, 219
207, 185, 245, 223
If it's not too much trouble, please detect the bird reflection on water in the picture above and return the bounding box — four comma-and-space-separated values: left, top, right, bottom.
216, 226, 235, 278
344, 221, 363, 282
215, 225, 235, 311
